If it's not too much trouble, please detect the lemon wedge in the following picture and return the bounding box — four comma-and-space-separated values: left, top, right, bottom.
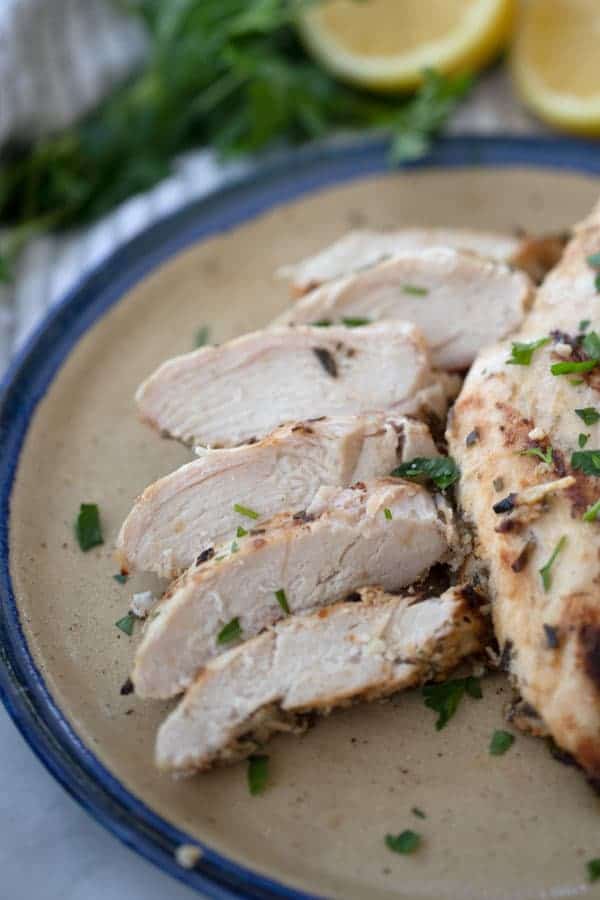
512, 0, 600, 135
297, 0, 516, 92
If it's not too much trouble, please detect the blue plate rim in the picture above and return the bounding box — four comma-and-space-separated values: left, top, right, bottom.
1, 134, 600, 900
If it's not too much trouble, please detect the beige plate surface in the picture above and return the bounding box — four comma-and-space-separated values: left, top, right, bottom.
10, 166, 600, 899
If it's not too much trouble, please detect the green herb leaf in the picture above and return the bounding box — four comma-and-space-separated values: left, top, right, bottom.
569, 378, 585, 386
579, 319, 591, 332
113, 573, 128, 584
539, 536, 567, 592
489, 729, 515, 755
587, 252, 600, 269
587, 859, 600, 883
115, 613, 135, 636
422, 676, 482, 730
217, 617, 242, 645
194, 326, 210, 348
575, 407, 600, 425
233, 503, 260, 520
506, 337, 549, 366
311, 319, 332, 327
75, 503, 103, 551
595, 273, 600, 293
583, 499, 600, 522
583, 330, 600, 359
275, 588, 290, 614
236, 525, 248, 538
392, 456, 459, 490
384, 507, 393, 520
519, 446, 554, 465
385, 830, 421, 855
341, 316, 371, 327
402, 284, 429, 296
579, 433, 590, 447
571, 450, 600, 477
551, 359, 598, 376
247, 754, 269, 795
411, 807, 426, 819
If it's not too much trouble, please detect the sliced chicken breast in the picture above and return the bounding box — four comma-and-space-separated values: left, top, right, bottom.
117, 414, 437, 578
133, 479, 455, 699
156, 583, 487, 773
448, 198, 600, 781
273, 249, 533, 371
136, 322, 443, 447
278, 227, 522, 296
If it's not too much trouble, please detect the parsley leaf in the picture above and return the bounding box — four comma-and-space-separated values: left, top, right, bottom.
75, 503, 103, 552
506, 337, 549, 366
392, 456, 459, 490
385, 830, 421, 855
575, 408, 600, 425
583, 499, 600, 522
384, 507, 393, 520
194, 326, 210, 348
115, 613, 135, 636
551, 359, 598, 376
583, 330, 600, 359
587, 859, 600, 883
579, 319, 591, 332
587, 252, 600, 269
422, 676, 482, 730
579, 433, 590, 448
341, 316, 371, 327
402, 284, 429, 296
236, 525, 248, 538
489, 730, 515, 755
571, 450, 600, 477
233, 503, 260, 520
311, 319, 332, 327
217, 617, 242, 645
247, 754, 269, 795
519, 446, 554, 465
275, 588, 290, 614
539, 536, 567, 592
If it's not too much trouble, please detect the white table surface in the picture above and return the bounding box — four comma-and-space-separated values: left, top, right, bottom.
0, 68, 543, 899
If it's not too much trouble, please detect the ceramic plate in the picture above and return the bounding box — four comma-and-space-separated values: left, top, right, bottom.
2, 137, 600, 900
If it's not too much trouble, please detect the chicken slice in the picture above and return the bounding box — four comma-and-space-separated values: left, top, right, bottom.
278, 227, 522, 296
117, 414, 437, 579
273, 248, 533, 371
135, 322, 444, 447
133, 479, 455, 699
448, 198, 600, 781
156, 583, 487, 773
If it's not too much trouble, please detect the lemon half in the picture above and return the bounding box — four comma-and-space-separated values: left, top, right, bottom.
298, 0, 516, 92
512, 0, 600, 136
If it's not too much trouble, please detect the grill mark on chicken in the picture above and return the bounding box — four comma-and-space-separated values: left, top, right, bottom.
312, 347, 338, 377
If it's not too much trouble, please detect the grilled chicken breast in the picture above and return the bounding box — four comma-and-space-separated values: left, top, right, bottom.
136, 322, 444, 448
156, 583, 486, 773
133, 479, 455, 699
448, 199, 600, 780
117, 414, 437, 578
278, 228, 522, 296
274, 249, 533, 370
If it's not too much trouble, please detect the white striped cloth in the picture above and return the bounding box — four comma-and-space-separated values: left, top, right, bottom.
0, 0, 541, 373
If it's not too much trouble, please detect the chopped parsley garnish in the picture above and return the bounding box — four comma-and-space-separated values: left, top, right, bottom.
579, 319, 591, 332
247, 754, 269, 795
194, 325, 210, 348
311, 319, 332, 327
583, 330, 600, 359
217, 617, 242, 645
236, 526, 248, 538
341, 316, 371, 327
275, 588, 290, 614
489, 730, 515, 755
422, 676, 482, 730
75, 503, 103, 552
385, 830, 421, 855
402, 284, 429, 296
233, 503, 260, 520
384, 507, 393, 520
579, 433, 590, 448
587, 859, 600, 883
569, 378, 585, 386
392, 456, 459, 490
551, 359, 598, 376
115, 613, 135, 636
571, 450, 600, 476
113, 573, 128, 584
586, 252, 600, 269
575, 408, 600, 425
506, 337, 549, 366
539, 536, 567, 592
411, 807, 426, 819
595, 273, 600, 293
519, 446, 553, 465
583, 499, 600, 523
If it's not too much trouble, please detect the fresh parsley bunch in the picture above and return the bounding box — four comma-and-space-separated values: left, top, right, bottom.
0, 0, 473, 278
